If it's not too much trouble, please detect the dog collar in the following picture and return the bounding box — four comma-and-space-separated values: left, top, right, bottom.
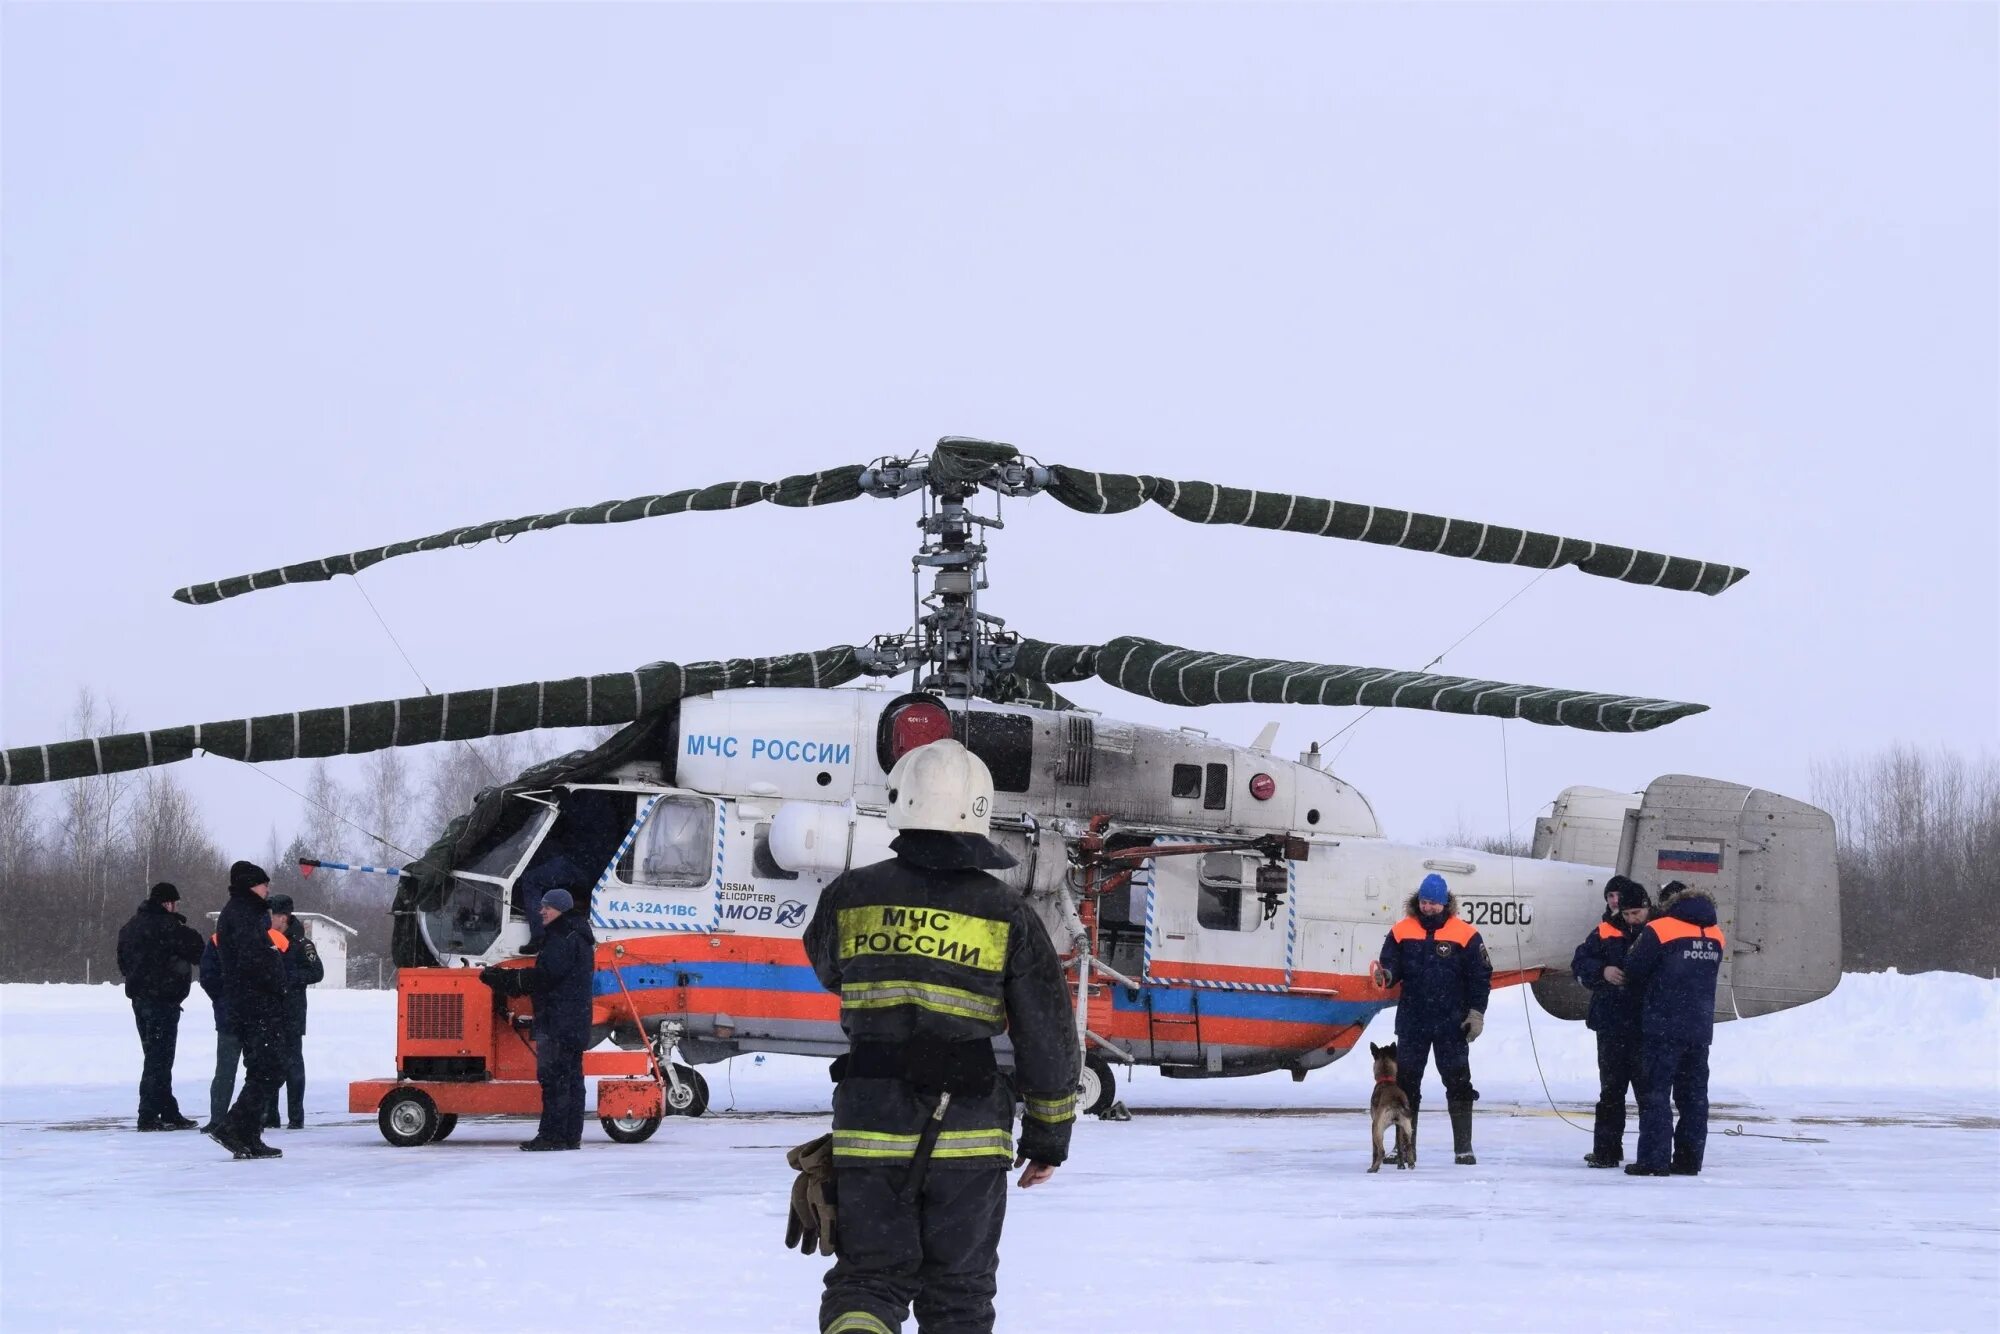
1375, 1075, 1399, 1084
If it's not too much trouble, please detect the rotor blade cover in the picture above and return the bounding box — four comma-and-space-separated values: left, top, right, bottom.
170, 467, 869, 606
1010, 636, 1705, 733
1041, 467, 1747, 596
0, 647, 864, 785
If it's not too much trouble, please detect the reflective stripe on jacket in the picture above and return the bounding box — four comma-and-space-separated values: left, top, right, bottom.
804, 837, 1081, 1167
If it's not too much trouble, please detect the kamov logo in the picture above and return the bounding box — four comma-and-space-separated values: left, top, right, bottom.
775, 900, 808, 928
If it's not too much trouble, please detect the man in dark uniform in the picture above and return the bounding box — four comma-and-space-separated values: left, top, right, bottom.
115, 882, 205, 1131
800, 737, 1080, 1334
211, 861, 288, 1159
259, 895, 324, 1130
482, 886, 596, 1151
1571, 875, 1651, 1168
198, 927, 241, 1136
1371, 873, 1492, 1165
1622, 883, 1727, 1176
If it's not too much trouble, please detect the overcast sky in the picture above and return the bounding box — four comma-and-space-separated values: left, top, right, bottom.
4, 3, 1995, 875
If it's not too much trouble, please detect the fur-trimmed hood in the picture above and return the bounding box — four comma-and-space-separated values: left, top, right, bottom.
1403, 891, 1461, 919
1659, 888, 1718, 928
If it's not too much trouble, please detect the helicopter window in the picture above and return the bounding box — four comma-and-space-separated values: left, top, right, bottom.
1197, 853, 1249, 932
752, 822, 799, 881
1203, 763, 1229, 811
964, 713, 1033, 794
618, 796, 715, 889
1171, 764, 1202, 799
426, 876, 507, 956
463, 804, 556, 879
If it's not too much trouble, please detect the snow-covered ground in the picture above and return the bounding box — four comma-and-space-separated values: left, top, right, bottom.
3, 974, 1995, 1332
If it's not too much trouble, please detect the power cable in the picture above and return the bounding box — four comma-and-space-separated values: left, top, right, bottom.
1321, 567, 1554, 760
1498, 717, 1592, 1134
350, 575, 504, 788
210, 750, 432, 870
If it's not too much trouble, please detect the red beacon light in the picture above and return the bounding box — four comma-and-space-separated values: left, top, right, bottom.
1248, 772, 1276, 801
878, 693, 956, 769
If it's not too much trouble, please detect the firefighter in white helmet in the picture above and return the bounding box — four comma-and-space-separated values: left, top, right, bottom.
789, 737, 1080, 1334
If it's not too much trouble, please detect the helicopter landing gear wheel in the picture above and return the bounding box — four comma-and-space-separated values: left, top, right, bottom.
429, 1113, 459, 1143
663, 1065, 709, 1117
378, 1089, 441, 1147
1079, 1054, 1119, 1117
600, 1113, 662, 1144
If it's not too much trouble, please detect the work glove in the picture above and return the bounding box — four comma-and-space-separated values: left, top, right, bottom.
784, 1134, 838, 1257
1369, 961, 1393, 990
1461, 1010, 1485, 1042
478, 966, 514, 995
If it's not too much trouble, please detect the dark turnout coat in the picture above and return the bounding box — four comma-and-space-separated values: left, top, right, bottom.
804, 831, 1081, 1168
516, 910, 597, 1048
1624, 891, 1727, 1046
116, 902, 204, 1005
215, 883, 287, 1036
1377, 893, 1492, 1040
1571, 912, 1645, 1035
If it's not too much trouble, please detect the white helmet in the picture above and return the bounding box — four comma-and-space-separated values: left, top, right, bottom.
885, 738, 995, 835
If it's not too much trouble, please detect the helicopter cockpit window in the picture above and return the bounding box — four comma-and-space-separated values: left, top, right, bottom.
429, 876, 507, 957
618, 796, 715, 889
1197, 852, 1248, 931
1171, 764, 1202, 800
463, 803, 556, 880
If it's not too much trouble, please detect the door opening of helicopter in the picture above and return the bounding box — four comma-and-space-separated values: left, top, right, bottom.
513, 787, 640, 945
1197, 853, 1253, 932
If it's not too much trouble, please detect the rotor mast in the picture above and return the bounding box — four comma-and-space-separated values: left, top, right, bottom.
856, 439, 1047, 699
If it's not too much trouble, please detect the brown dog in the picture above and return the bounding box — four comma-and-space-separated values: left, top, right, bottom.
1368, 1042, 1416, 1172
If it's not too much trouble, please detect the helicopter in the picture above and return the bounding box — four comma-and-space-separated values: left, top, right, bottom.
2, 437, 1840, 1132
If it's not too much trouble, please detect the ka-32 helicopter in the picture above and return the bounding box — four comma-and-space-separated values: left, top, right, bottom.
2, 438, 1841, 1125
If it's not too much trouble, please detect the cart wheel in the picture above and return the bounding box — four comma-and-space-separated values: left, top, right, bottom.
430, 1113, 459, 1143
663, 1064, 710, 1117
378, 1088, 441, 1147
1078, 1054, 1118, 1117
600, 1114, 662, 1144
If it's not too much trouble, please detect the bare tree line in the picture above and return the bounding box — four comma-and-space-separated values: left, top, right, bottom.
1811, 746, 2000, 976
0, 689, 604, 984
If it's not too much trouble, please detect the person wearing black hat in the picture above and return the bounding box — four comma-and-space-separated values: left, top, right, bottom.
1571, 875, 1652, 1167
115, 883, 205, 1131
210, 861, 289, 1159
258, 895, 324, 1130
480, 886, 597, 1151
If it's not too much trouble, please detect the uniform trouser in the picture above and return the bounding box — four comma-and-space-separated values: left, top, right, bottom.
209, 1029, 243, 1128
261, 1030, 306, 1125
1635, 1037, 1710, 1172
226, 1015, 287, 1140
1395, 1030, 1478, 1116
821, 1166, 1008, 1334
131, 999, 184, 1124
535, 1035, 586, 1146
1592, 1031, 1644, 1163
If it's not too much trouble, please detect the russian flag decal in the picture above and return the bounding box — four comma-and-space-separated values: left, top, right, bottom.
1657, 842, 1724, 875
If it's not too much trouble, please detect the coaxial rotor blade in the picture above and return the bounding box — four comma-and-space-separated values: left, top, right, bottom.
0, 647, 865, 785
1008, 636, 1705, 733
170, 467, 870, 605
1040, 468, 1747, 596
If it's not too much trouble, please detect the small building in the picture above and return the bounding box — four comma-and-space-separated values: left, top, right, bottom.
203, 910, 360, 989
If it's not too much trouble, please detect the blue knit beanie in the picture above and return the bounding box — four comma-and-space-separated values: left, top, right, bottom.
1417, 873, 1449, 905
542, 888, 575, 914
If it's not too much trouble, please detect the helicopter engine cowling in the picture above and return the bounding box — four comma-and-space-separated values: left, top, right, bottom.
769, 800, 896, 876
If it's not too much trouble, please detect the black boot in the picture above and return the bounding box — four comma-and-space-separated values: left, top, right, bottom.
1448, 1101, 1476, 1165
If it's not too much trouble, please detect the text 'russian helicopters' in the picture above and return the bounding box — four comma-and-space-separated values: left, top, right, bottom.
3, 438, 1840, 1119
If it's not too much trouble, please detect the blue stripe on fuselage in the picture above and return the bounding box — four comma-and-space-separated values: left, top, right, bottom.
1112, 984, 1384, 1028
593, 961, 827, 997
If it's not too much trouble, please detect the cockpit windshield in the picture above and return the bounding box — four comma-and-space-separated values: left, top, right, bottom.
425, 876, 508, 957
463, 801, 558, 879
